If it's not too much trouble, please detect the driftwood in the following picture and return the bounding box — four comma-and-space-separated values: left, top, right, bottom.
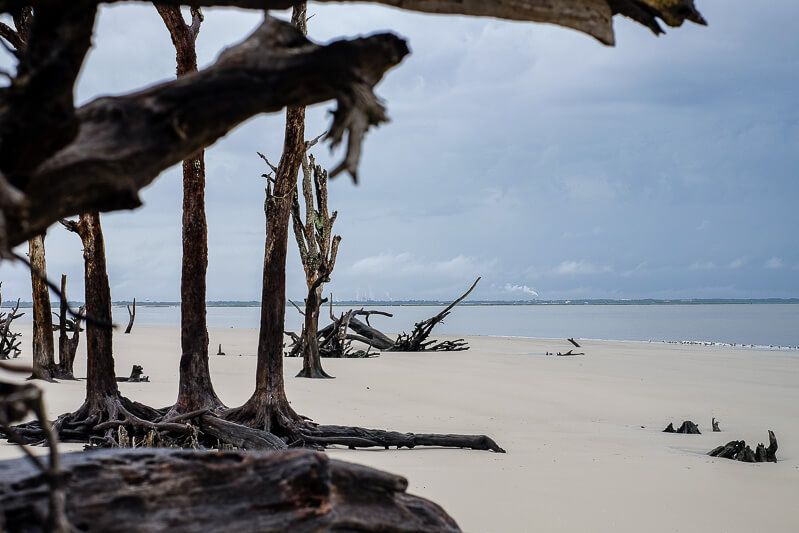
568, 338, 581, 348
663, 421, 701, 434
116, 365, 149, 383
286, 278, 478, 356
391, 278, 480, 352
124, 298, 136, 334
708, 431, 778, 463
216, 343, 225, 355
0, 448, 461, 532
712, 417, 720, 432
0, 285, 23, 360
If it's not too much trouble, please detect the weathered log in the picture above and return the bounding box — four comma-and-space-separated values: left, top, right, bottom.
123, 298, 135, 334
663, 420, 700, 434
0, 448, 461, 532
712, 417, 720, 432
707, 431, 778, 463
115, 365, 149, 383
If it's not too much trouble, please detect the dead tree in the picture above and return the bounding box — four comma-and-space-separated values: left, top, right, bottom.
157, 6, 224, 416
391, 277, 480, 352
52, 274, 83, 380
663, 420, 701, 434
27, 234, 58, 381
124, 297, 136, 334
0, 12, 58, 382
0, 284, 23, 360
289, 147, 342, 378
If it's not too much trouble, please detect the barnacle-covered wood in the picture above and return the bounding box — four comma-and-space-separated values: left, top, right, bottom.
0, 448, 462, 533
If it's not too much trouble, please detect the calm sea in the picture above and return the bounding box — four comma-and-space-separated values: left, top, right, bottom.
100, 304, 799, 348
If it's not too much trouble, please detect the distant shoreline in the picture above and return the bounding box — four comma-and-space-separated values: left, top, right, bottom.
3, 298, 799, 308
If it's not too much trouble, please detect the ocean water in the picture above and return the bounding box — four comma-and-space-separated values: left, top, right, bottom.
102, 303, 799, 348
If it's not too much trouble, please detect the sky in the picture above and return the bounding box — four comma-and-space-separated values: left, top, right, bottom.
1, 0, 798, 302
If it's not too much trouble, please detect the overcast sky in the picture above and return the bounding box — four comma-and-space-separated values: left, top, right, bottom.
1, 0, 798, 302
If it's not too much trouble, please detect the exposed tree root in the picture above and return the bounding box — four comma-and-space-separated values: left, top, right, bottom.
223, 392, 505, 453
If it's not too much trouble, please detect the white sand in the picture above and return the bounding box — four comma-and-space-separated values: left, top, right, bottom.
2, 325, 798, 532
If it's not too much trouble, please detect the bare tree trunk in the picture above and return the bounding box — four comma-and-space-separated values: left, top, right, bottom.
157, 6, 223, 415
79, 213, 118, 403
298, 284, 332, 378
226, 4, 308, 432
28, 234, 56, 381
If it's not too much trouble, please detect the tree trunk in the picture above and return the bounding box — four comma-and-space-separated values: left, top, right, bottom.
28, 234, 56, 381
157, 6, 223, 415
297, 284, 333, 378
223, 1, 309, 432
79, 212, 118, 403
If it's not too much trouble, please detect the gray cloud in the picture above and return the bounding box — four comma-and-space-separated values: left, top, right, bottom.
1, 1, 798, 302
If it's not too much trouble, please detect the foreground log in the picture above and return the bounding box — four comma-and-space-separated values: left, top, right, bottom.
708, 431, 778, 463
663, 420, 701, 434
0, 448, 461, 532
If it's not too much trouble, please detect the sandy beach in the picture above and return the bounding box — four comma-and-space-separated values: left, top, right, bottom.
2, 325, 797, 532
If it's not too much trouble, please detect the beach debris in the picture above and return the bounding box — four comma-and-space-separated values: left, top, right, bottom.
708, 431, 778, 463
567, 338, 581, 348
712, 417, 721, 432
286, 278, 479, 357
116, 365, 150, 383
217, 344, 225, 356
663, 421, 701, 434
124, 298, 136, 334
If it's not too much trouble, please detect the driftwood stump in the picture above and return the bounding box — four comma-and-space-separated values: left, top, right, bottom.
0, 448, 461, 532
663, 421, 701, 434
116, 365, 149, 383
708, 430, 778, 463
124, 298, 136, 334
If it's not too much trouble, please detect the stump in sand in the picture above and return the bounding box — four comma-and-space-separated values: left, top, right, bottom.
663, 421, 701, 434
708, 431, 778, 463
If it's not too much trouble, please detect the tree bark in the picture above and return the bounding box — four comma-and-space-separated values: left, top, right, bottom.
0, 448, 461, 532
28, 234, 56, 381
226, 4, 310, 431
298, 284, 333, 378
157, 5, 223, 416
78, 212, 118, 403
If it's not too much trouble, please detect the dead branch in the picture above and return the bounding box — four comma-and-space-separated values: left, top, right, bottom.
124, 297, 136, 334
